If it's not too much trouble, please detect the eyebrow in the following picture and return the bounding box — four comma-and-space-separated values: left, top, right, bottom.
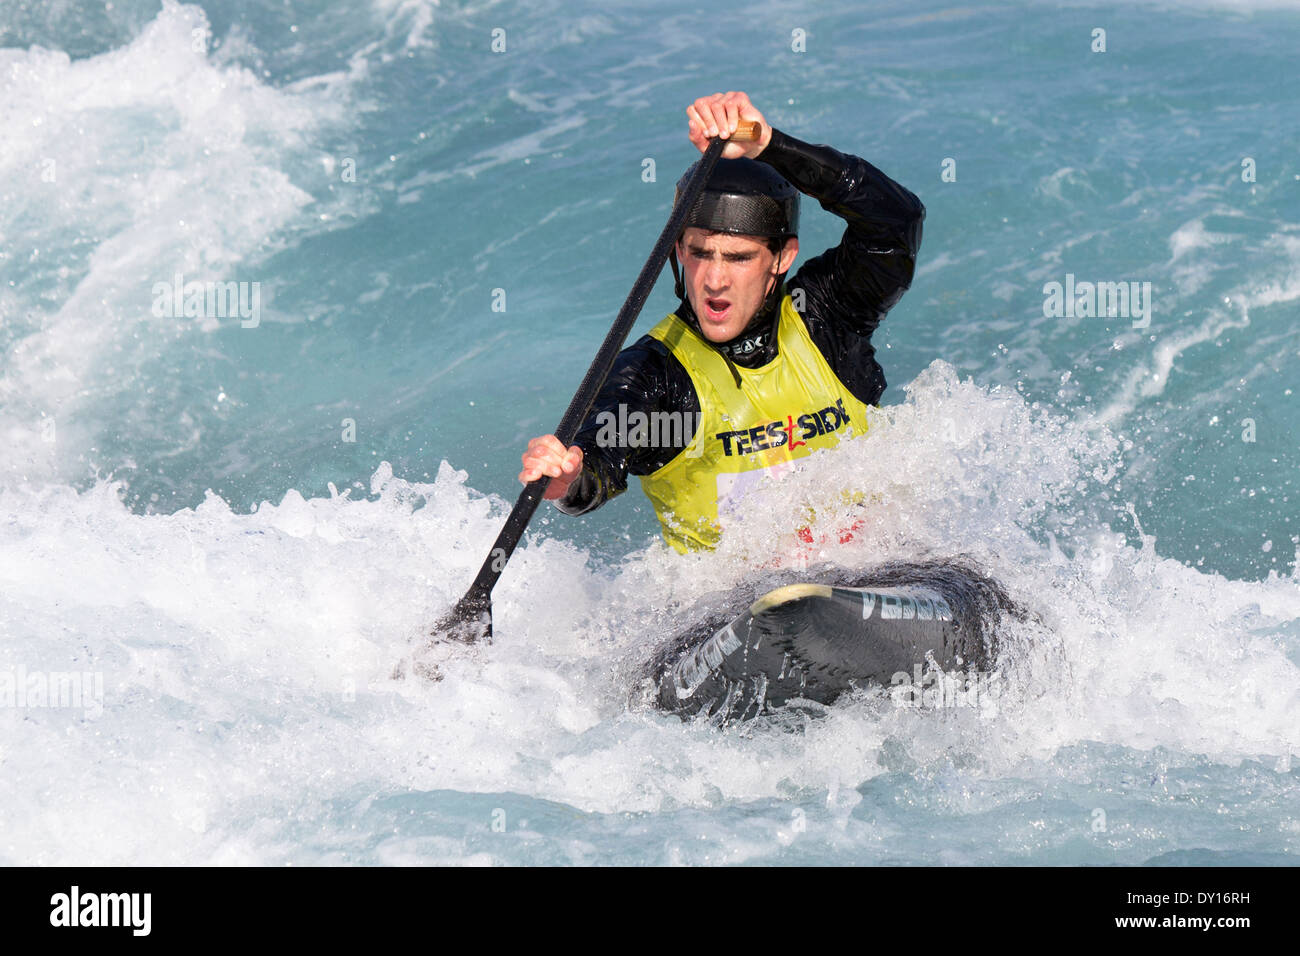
686, 243, 757, 262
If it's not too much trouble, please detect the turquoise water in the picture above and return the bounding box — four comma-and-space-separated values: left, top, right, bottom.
1, 0, 1297, 865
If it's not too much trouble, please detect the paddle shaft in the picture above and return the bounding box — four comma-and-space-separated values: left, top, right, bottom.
444, 124, 760, 636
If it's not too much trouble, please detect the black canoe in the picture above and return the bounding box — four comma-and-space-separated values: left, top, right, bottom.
643, 559, 1028, 721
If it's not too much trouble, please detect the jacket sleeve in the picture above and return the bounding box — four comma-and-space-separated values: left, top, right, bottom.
759, 127, 925, 338
553, 336, 699, 516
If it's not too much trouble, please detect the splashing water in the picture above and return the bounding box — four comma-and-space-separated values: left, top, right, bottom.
2, 0, 1298, 864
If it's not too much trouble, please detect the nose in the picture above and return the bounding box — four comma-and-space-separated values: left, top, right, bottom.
702, 258, 730, 293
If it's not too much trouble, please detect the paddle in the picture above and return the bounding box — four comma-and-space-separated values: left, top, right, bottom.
433, 121, 762, 644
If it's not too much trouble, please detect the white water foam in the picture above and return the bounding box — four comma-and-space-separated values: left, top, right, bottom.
0, 0, 358, 484
2, 362, 1296, 863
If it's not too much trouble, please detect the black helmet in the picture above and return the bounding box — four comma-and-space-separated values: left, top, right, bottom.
675, 157, 799, 240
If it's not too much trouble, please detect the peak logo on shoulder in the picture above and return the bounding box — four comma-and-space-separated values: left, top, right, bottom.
715, 399, 851, 457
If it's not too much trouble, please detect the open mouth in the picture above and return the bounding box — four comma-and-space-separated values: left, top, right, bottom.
703, 298, 732, 322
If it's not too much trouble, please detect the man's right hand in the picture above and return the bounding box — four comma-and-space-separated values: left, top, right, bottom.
686, 90, 772, 160
519, 435, 583, 500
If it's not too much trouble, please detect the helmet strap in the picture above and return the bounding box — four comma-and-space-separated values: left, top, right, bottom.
669, 244, 685, 300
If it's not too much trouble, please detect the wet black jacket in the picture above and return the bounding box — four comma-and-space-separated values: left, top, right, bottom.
556, 127, 925, 515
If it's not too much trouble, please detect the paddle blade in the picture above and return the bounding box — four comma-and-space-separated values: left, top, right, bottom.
433, 587, 493, 644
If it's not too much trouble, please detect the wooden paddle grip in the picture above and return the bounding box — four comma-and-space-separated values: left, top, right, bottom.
729, 120, 762, 142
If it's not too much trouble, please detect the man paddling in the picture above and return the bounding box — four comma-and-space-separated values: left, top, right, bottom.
519, 91, 925, 552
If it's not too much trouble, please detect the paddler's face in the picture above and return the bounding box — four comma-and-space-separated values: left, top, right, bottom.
677, 228, 798, 343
